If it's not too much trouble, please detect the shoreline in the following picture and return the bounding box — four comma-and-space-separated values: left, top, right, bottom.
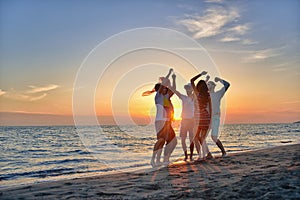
1, 144, 299, 199
0, 142, 296, 189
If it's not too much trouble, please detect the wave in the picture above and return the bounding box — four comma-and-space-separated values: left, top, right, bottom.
36, 158, 97, 166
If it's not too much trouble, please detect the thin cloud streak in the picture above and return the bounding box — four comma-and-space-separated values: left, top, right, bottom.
220, 36, 241, 42
171, 46, 282, 64
0, 89, 6, 96
3, 93, 48, 102
1, 84, 59, 102
27, 84, 59, 94
272, 64, 299, 72
29, 93, 47, 101
281, 100, 300, 104
205, 0, 224, 3
242, 39, 258, 45
243, 49, 280, 63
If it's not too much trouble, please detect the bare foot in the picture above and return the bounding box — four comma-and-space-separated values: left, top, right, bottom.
206, 152, 213, 159
196, 157, 204, 161
162, 161, 169, 166
156, 161, 163, 166
190, 155, 193, 161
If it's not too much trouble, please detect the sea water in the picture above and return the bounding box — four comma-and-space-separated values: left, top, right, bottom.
0, 123, 299, 188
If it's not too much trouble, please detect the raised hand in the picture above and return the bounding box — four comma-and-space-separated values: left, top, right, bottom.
215, 77, 221, 82
201, 71, 208, 76
172, 73, 176, 79
166, 68, 174, 79
205, 75, 210, 82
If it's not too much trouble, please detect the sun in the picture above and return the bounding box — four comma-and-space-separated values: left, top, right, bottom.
173, 106, 182, 121
128, 85, 183, 123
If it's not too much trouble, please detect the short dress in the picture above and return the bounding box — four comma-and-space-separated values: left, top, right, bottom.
194, 94, 211, 129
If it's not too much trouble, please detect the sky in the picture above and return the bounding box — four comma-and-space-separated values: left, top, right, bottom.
0, 0, 299, 125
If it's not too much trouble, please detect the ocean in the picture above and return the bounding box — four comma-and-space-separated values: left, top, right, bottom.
0, 123, 299, 188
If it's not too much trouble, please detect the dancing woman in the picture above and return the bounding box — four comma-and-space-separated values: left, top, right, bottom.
143, 69, 177, 167
190, 71, 212, 160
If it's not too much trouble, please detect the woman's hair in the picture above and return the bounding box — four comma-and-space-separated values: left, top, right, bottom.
142, 83, 161, 96
154, 83, 161, 92
142, 80, 168, 97
196, 80, 210, 104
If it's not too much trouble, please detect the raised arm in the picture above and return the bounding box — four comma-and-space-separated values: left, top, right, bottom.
190, 71, 207, 91
158, 68, 173, 94
167, 73, 176, 97
165, 68, 173, 79
169, 73, 183, 98
215, 77, 230, 92
171, 73, 176, 91
205, 75, 210, 83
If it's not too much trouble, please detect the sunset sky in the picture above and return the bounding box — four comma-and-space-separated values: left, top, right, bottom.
0, 0, 299, 125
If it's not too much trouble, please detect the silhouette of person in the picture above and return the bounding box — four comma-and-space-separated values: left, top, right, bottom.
172, 77, 195, 161
207, 76, 230, 156
190, 71, 213, 160
143, 69, 177, 167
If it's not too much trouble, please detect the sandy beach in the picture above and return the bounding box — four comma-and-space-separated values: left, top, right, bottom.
1, 144, 299, 199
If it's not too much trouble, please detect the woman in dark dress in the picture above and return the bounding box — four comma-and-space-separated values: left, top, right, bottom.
190, 71, 213, 160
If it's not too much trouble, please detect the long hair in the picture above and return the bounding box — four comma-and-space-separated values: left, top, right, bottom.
142, 83, 161, 96
196, 80, 210, 105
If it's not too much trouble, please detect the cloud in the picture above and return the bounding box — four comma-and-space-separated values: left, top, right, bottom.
271, 61, 298, 72
281, 100, 300, 104
242, 39, 258, 45
272, 67, 287, 72
220, 36, 241, 42
26, 84, 59, 94
219, 23, 251, 42
1, 84, 59, 102
244, 48, 280, 63
205, 0, 224, 3
176, 5, 258, 44
3, 93, 47, 102
203, 46, 282, 62
228, 24, 250, 35
271, 62, 289, 72
29, 93, 47, 101
178, 7, 240, 39
0, 89, 6, 96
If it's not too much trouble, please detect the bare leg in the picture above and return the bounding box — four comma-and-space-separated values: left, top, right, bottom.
190, 142, 194, 160
202, 139, 211, 158
151, 138, 165, 167
164, 124, 177, 163
181, 137, 188, 160
189, 142, 194, 161
192, 127, 201, 159
156, 148, 163, 164
200, 129, 212, 159
150, 152, 156, 167
194, 138, 201, 160
188, 121, 195, 161
216, 139, 226, 156
164, 137, 177, 163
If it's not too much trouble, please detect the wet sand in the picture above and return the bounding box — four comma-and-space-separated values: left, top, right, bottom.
1, 144, 299, 199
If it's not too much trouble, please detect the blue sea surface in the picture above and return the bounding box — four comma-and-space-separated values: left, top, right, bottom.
0, 123, 299, 188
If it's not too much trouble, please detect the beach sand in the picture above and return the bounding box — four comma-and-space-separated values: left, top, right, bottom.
1, 144, 299, 199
